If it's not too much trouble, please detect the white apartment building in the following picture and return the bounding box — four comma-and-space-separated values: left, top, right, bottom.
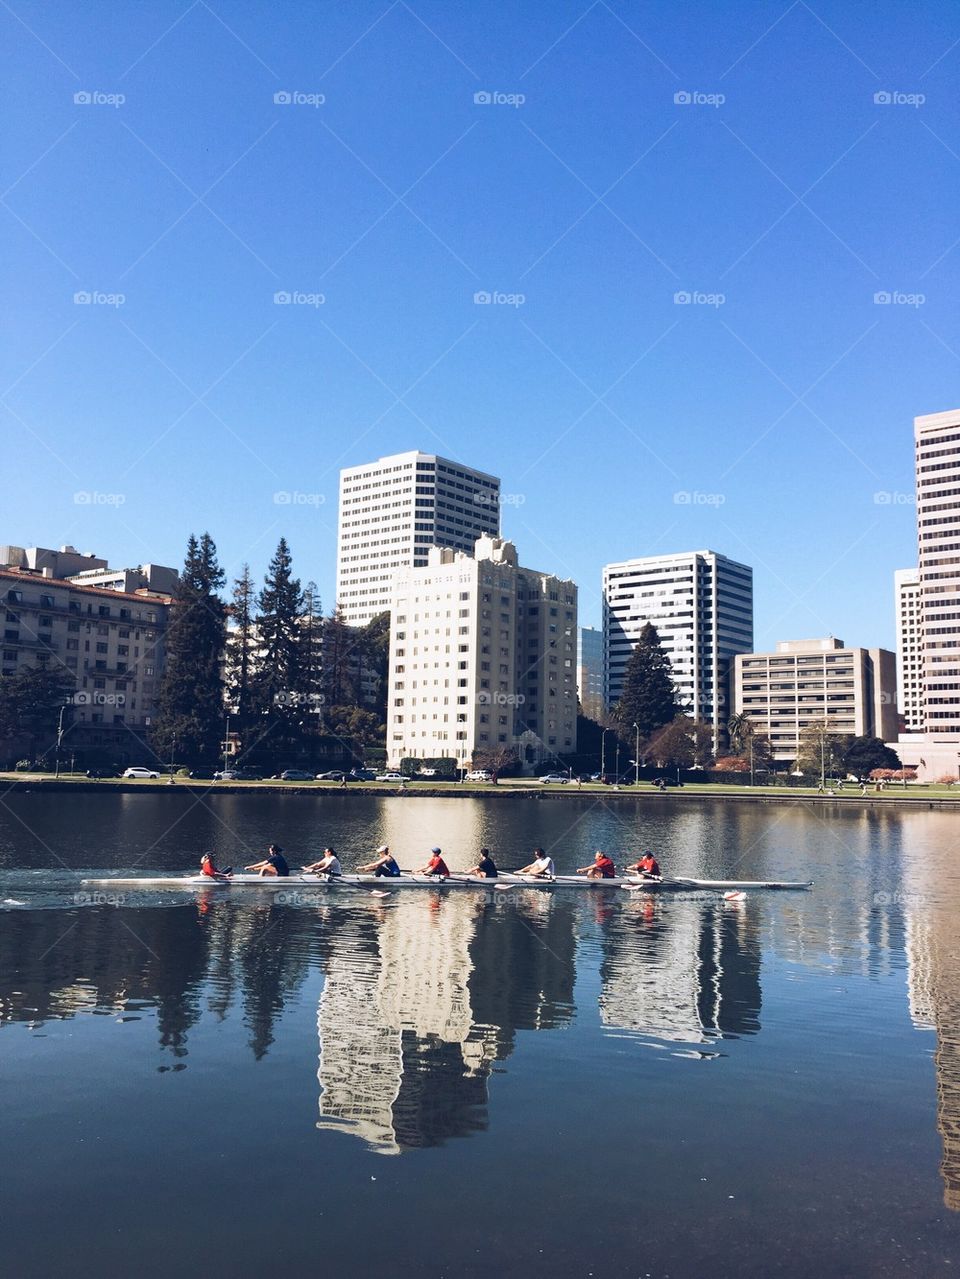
1, 566, 170, 764
386, 536, 577, 771
336, 451, 501, 627
916, 409, 960, 737
895, 568, 923, 731
733, 638, 898, 765
603, 550, 753, 748
577, 625, 604, 722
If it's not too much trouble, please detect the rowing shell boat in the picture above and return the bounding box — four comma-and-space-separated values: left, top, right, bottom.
80, 873, 812, 892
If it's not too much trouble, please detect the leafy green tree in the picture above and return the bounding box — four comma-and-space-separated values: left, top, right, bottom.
0, 665, 75, 764
843, 735, 901, 779
322, 604, 358, 708
645, 716, 695, 768
614, 622, 681, 742
797, 720, 852, 780
322, 704, 382, 749
151, 533, 226, 765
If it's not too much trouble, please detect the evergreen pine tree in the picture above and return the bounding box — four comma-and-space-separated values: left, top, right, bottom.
227, 564, 256, 729
252, 538, 303, 720
297, 582, 324, 730
151, 533, 226, 765
614, 622, 681, 742
321, 603, 357, 708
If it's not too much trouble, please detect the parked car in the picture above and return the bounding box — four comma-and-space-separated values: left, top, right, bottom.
376, 772, 406, 783
651, 776, 683, 788
314, 770, 347, 781
349, 768, 377, 781
86, 767, 118, 779
279, 769, 316, 781
465, 769, 493, 782
122, 767, 160, 779
188, 767, 218, 780
539, 773, 569, 784
214, 768, 262, 781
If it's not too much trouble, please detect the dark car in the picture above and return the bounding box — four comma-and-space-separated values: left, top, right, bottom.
85, 767, 118, 779
652, 776, 683, 788
189, 766, 219, 780
349, 768, 377, 781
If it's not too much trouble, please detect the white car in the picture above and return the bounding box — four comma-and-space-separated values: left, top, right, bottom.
539, 773, 569, 784
465, 769, 493, 782
123, 767, 160, 779
376, 772, 407, 783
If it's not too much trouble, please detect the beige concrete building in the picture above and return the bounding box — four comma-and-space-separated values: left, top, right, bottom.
733, 638, 898, 765
0, 565, 170, 765
336, 451, 500, 627
895, 568, 923, 732
386, 536, 577, 771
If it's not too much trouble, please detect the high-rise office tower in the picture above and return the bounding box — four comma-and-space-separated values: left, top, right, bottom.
336, 451, 500, 627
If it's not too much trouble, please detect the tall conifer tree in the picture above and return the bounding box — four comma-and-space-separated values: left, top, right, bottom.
152, 533, 226, 764
614, 622, 681, 743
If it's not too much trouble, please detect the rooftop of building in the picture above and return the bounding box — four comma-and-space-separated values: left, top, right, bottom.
339, 450, 500, 484
0, 566, 173, 607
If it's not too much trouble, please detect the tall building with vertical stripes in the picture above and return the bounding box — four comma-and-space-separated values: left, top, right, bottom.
336, 451, 500, 627
602, 550, 753, 751
916, 410, 960, 737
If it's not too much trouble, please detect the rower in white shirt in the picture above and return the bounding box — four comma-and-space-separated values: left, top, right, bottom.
303, 848, 342, 877
517, 848, 556, 878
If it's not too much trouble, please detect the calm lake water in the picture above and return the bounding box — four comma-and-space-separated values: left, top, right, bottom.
1, 791, 959, 1277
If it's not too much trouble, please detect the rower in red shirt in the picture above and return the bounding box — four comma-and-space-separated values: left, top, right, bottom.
628, 851, 661, 879
417, 846, 450, 878
199, 852, 232, 880
577, 850, 617, 879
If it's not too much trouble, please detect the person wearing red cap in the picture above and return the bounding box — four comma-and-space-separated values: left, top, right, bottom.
417, 847, 450, 877
577, 850, 616, 879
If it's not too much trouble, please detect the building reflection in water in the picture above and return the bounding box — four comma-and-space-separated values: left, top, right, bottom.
316, 891, 577, 1154
902, 829, 960, 1213
596, 893, 762, 1043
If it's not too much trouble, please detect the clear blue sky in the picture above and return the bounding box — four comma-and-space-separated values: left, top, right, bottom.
4, 0, 959, 648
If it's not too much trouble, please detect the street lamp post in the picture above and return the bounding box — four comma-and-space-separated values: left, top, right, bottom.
633, 723, 640, 786
820, 732, 825, 792
223, 715, 231, 775
600, 729, 606, 779
615, 738, 620, 782
55, 704, 66, 779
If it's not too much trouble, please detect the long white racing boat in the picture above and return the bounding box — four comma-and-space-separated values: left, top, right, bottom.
80, 872, 813, 892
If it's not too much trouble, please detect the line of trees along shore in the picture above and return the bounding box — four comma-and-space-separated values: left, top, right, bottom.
150, 533, 388, 769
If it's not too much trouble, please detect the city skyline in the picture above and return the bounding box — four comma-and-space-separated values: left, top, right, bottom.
6, 3, 959, 652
